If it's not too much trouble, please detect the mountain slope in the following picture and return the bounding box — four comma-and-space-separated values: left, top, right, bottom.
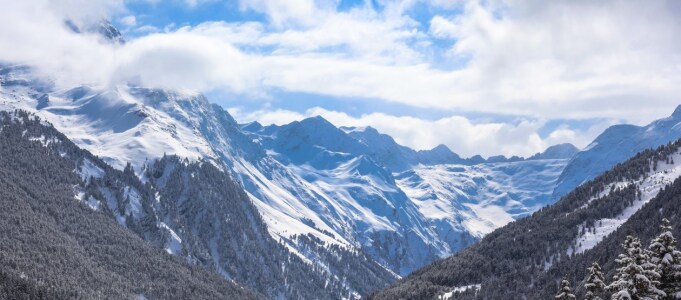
0, 62, 578, 280
371, 139, 681, 299
0, 66, 397, 298
554, 106, 681, 198
528, 143, 579, 160
340, 126, 462, 172
142, 156, 396, 298
245, 117, 577, 274
340, 126, 535, 172
246, 118, 463, 274
1, 65, 465, 276
0, 110, 261, 300
396, 158, 569, 236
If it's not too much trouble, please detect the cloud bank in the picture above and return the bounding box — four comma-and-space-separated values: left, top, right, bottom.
1, 0, 680, 156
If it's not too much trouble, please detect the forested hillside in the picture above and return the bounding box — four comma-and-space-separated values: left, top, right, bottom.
372, 140, 681, 299
143, 156, 397, 298
0, 110, 261, 299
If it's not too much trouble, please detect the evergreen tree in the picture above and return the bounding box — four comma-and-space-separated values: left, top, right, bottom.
555, 276, 576, 300
649, 219, 681, 299
607, 235, 665, 300
585, 262, 606, 300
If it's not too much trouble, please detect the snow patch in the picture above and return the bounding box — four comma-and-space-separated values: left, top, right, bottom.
86, 195, 100, 210
123, 186, 143, 219
438, 284, 481, 299
77, 158, 105, 182
28, 135, 57, 147
570, 153, 681, 255
159, 222, 183, 255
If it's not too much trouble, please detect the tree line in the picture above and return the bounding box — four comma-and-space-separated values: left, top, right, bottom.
558, 218, 681, 300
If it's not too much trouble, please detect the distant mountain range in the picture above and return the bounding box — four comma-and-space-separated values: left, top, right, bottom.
553, 105, 681, 198
372, 129, 681, 300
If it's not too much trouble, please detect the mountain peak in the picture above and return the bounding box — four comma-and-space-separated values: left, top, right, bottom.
672, 104, 681, 118
64, 19, 125, 44
362, 126, 381, 135
240, 121, 263, 132
529, 143, 579, 160
300, 115, 333, 127
417, 144, 463, 165
430, 144, 451, 152
428, 144, 455, 155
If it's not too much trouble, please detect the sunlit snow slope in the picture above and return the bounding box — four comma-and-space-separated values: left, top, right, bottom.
554, 106, 681, 198
1, 63, 576, 275
243, 118, 575, 274
396, 159, 568, 237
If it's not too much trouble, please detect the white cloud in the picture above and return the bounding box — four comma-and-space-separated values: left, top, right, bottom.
238, 0, 333, 27
184, 0, 216, 8
0, 0, 122, 86
133, 25, 161, 34
186, 0, 681, 123
120, 15, 137, 27
421, 0, 681, 122
429, 15, 457, 39
228, 107, 611, 158
46, 0, 126, 24
112, 32, 260, 93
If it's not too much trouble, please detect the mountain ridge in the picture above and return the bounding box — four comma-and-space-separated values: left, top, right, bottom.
0, 110, 264, 299
0, 61, 582, 286
554, 105, 681, 199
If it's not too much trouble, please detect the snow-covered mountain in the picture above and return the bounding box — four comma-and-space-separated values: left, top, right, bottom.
339, 125, 525, 172
0, 111, 263, 300
528, 143, 579, 160
0, 62, 577, 278
0, 109, 395, 299
373, 138, 681, 300
553, 106, 681, 199
395, 159, 569, 236
244, 117, 577, 274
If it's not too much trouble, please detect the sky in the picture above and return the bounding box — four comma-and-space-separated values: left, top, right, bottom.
1, 0, 681, 158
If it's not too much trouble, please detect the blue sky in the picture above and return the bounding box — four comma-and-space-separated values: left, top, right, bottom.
4, 0, 681, 157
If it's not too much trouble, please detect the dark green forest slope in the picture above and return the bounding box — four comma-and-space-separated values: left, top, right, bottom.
0, 111, 262, 299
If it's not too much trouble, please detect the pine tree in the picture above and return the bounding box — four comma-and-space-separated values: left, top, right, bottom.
555, 276, 576, 300
649, 219, 681, 299
607, 235, 665, 300
585, 262, 606, 300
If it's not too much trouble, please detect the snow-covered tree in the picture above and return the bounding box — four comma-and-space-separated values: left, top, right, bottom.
585, 262, 606, 300
607, 235, 665, 300
649, 219, 681, 299
555, 276, 576, 300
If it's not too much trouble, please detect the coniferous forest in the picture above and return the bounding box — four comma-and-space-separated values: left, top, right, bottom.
0, 111, 262, 299
553, 219, 681, 300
